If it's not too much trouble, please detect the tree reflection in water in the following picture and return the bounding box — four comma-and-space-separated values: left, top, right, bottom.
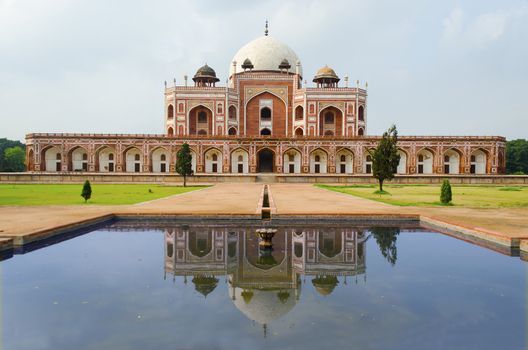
369, 227, 400, 266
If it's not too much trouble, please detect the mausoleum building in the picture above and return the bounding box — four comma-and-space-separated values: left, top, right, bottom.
25, 26, 506, 176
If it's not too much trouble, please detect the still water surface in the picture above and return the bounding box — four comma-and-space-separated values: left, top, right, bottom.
2, 221, 526, 350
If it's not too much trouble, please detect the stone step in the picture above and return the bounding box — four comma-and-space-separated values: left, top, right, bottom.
256, 174, 277, 183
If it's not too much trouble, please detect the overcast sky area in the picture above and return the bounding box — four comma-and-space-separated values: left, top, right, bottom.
1, 0, 527, 142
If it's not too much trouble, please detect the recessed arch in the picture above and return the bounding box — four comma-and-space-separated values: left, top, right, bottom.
336, 148, 354, 174
260, 106, 271, 121
309, 148, 328, 174
67, 145, 89, 172
319, 106, 343, 136
188, 105, 213, 136
228, 105, 237, 120
27, 149, 34, 171
318, 230, 343, 258
42, 145, 62, 172
397, 149, 408, 174
204, 147, 223, 173
245, 90, 287, 108
257, 147, 275, 173
167, 126, 174, 136
150, 146, 170, 173
96, 146, 116, 172
188, 230, 213, 258
283, 147, 302, 174
123, 146, 143, 173
358, 105, 365, 121
167, 104, 174, 119
294, 105, 304, 121
245, 91, 288, 137
320, 104, 345, 116
417, 148, 435, 174
230, 147, 249, 174
443, 148, 463, 174
294, 127, 304, 136
228, 127, 237, 136
364, 149, 374, 174
260, 128, 271, 136
470, 148, 489, 174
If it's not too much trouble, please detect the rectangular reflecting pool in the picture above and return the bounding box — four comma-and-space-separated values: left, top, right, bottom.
2, 220, 526, 350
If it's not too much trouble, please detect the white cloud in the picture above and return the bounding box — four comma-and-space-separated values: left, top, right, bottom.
442, 6, 464, 40
442, 4, 528, 48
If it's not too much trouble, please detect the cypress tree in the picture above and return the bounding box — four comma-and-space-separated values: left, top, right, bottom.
81, 180, 92, 203
176, 143, 193, 187
370, 125, 400, 192
440, 179, 452, 204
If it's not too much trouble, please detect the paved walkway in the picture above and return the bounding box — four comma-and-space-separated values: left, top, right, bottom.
269, 184, 528, 239
270, 183, 394, 215
120, 183, 263, 216
0, 184, 263, 244
0, 183, 527, 252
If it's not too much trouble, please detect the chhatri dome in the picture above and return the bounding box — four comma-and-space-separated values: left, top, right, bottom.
229, 22, 303, 78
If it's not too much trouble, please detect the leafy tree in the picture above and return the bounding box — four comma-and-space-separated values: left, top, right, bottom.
369, 125, 400, 192
81, 180, 92, 203
176, 143, 193, 187
506, 139, 528, 174
3, 146, 25, 172
440, 179, 452, 204
0, 138, 25, 171
370, 227, 400, 266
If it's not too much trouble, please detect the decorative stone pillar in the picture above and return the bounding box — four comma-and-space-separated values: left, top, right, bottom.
116, 144, 124, 172
88, 144, 96, 172
328, 146, 336, 173
302, 144, 309, 173
61, 148, 68, 172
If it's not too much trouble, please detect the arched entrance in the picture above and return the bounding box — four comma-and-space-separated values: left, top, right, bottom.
257, 149, 274, 173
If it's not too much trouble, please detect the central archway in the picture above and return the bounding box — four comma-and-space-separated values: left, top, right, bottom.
257, 148, 274, 173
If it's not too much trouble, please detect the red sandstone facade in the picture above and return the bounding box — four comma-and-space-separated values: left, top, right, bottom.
25, 32, 506, 176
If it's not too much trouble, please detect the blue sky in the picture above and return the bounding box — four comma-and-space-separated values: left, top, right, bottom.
1, 0, 527, 141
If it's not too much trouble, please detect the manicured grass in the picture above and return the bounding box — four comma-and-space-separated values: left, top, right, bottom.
0, 184, 207, 205
317, 184, 528, 208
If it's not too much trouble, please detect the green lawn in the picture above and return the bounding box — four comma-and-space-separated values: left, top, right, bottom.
317, 184, 528, 208
0, 184, 206, 205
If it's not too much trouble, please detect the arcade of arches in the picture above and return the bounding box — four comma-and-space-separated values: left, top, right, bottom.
29, 139, 503, 175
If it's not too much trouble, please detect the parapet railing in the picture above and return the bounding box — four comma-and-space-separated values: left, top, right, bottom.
25, 133, 507, 141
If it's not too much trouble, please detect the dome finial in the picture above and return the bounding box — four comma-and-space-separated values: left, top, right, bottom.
265, 19, 268, 36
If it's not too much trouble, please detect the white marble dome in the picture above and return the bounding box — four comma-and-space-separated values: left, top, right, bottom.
229, 36, 303, 78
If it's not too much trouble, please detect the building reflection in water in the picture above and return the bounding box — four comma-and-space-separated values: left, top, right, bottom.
164, 225, 368, 334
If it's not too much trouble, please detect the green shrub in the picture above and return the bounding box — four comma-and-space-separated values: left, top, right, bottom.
498, 187, 522, 191
81, 180, 92, 203
440, 179, 452, 204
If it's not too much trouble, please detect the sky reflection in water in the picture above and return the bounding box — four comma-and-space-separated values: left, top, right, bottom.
2, 221, 526, 350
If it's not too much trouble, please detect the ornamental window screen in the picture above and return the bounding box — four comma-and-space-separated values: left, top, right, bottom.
198, 111, 207, 123
324, 112, 334, 124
